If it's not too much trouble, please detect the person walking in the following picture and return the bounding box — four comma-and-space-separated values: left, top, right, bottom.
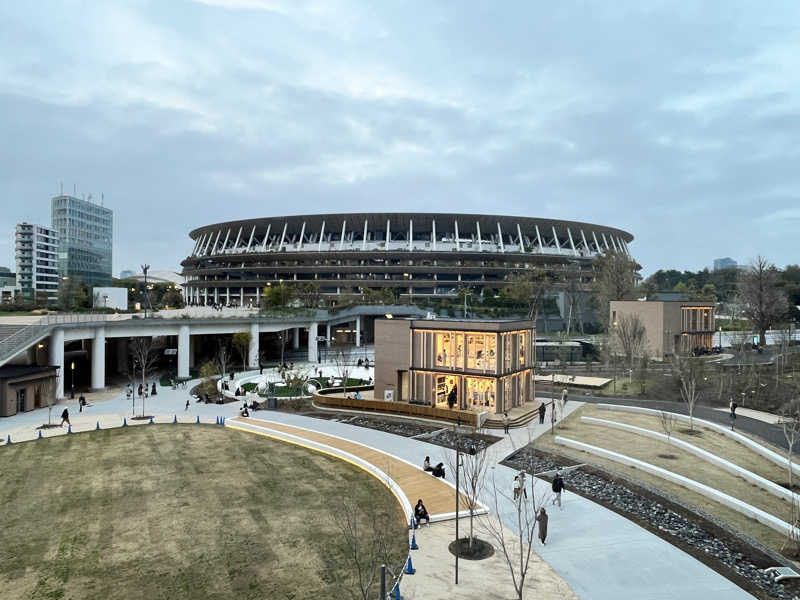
503, 411, 510, 434
60, 408, 70, 428
185, 399, 190, 411
552, 471, 564, 509
536, 507, 549, 544
513, 475, 521, 501
729, 399, 738, 431
538, 402, 546, 424
519, 470, 528, 500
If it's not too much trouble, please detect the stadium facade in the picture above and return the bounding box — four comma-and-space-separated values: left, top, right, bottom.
180, 213, 633, 306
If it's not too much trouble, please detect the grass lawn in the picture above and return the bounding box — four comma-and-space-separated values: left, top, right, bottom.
0, 425, 406, 599
538, 405, 795, 556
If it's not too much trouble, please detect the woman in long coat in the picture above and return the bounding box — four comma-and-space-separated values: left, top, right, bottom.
536, 507, 548, 544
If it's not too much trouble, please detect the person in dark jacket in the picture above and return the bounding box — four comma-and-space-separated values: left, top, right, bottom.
414, 499, 430, 526
536, 507, 549, 544
552, 472, 564, 508
60, 408, 70, 427
432, 462, 446, 478
538, 402, 546, 424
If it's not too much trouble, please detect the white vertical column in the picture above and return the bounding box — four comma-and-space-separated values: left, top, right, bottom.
297, 221, 306, 250
476, 221, 483, 251
385, 219, 391, 250
178, 325, 190, 378
592, 231, 601, 253
189, 334, 196, 369
233, 226, 243, 250
261, 223, 271, 251
308, 322, 318, 363
50, 328, 65, 399
552, 226, 561, 253
362, 219, 368, 250
240, 287, 244, 306
293, 327, 300, 349
355, 316, 361, 347
221, 228, 231, 253
318, 220, 326, 251
246, 225, 256, 251
454, 220, 460, 250
340, 220, 346, 250
409, 218, 413, 250
497, 222, 504, 252
248, 322, 259, 369
517, 223, 525, 251
432, 219, 437, 250
326, 323, 332, 346
567, 227, 577, 255
91, 326, 106, 390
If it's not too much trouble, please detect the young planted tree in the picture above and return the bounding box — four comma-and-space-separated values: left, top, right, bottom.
672, 354, 703, 431
780, 397, 800, 556
332, 339, 356, 396
198, 360, 221, 401
232, 330, 252, 371
481, 460, 548, 600
130, 336, 159, 417
563, 263, 587, 335
444, 427, 490, 553
659, 411, 677, 442
36, 372, 59, 426
739, 256, 790, 346
216, 337, 231, 377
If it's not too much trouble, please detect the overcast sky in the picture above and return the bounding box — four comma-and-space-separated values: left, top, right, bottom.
2, 1, 799, 277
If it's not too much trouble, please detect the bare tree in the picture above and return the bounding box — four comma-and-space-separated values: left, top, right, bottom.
739, 256, 790, 346
592, 248, 641, 330
328, 501, 396, 600
36, 372, 58, 426
332, 340, 356, 397
780, 397, 800, 555
444, 427, 490, 553
232, 330, 252, 371
481, 463, 548, 600
658, 411, 677, 441
130, 336, 159, 417
613, 313, 648, 372
672, 354, 703, 431
216, 337, 231, 377
563, 263, 587, 335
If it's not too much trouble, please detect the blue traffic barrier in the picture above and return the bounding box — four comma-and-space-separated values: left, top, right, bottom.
67, 425, 72, 434
408, 514, 416, 530
6, 434, 11, 444
404, 555, 415, 575
196, 415, 200, 424
122, 417, 127, 427
410, 533, 419, 550
173, 415, 177, 424
392, 582, 402, 599
96, 421, 100, 430
38, 430, 43, 439
149, 416, 154, 424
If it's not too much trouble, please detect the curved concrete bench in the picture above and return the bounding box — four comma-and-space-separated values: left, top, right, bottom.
596, 404, 800, 478
554, 435, 799, 538
582, 416, 799, 505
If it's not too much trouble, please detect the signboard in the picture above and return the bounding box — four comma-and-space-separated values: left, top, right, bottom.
164, 348, 178, 356
384, 390, 394, 402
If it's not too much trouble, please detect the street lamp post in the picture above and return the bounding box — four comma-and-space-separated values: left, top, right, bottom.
455, 417, 461, 585
70, 361, 75, 399
141, 264, 150, 318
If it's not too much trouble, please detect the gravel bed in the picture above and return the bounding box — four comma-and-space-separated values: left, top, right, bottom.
504, 447, 800, 600
301, 412, 501, 451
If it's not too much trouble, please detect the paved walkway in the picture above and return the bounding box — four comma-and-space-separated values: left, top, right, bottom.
0, 373, 755, 599
232, 416, 473, 518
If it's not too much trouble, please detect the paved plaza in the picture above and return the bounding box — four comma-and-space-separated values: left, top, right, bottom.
0, 361, 754, 599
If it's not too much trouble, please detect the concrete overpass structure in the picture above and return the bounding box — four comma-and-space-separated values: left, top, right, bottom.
0, 305, 427, 400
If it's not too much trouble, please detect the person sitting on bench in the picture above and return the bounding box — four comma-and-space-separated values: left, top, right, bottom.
414, 499, 430, 526
423, 456, 433, 472
431, 462, 446, 478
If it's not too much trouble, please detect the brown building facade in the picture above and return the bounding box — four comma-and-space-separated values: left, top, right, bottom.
375, 318, 535, 415
0, 365, 59, 417
609, 300, 717, 359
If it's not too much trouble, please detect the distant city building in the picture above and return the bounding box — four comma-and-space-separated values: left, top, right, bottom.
0, 267, 16, 288
713, 257, 737, 271
14, 223, 59, 301
119, 269, 135, 279
51, 195, 113, 288
127, 269, 184, 286
91, 287, 128, 310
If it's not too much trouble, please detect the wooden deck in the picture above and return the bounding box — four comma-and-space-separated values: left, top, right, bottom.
232, 417, 474, 519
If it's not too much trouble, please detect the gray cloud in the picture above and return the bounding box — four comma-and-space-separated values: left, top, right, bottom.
1, 1, 800, 276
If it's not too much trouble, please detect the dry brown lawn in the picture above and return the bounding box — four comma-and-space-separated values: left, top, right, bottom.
539, 405, 795, 555
0, 425, 407, 600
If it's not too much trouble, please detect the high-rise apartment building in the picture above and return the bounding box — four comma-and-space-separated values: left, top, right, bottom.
15, 223, 60, 300
51, 195, 113, 288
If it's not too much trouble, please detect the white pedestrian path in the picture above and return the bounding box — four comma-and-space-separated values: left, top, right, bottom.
0, 370, 754, 600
